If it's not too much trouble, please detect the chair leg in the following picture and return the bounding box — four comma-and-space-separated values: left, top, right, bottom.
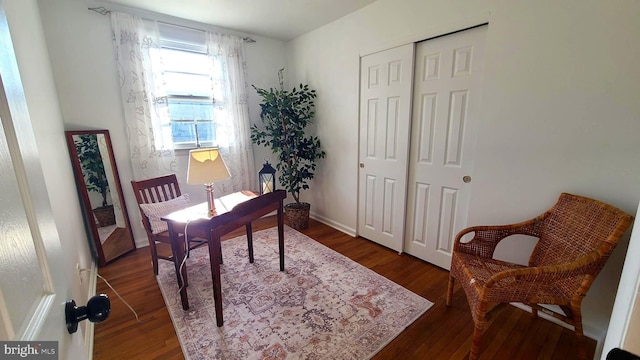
172, 239, 188, 288
446, 275, 455, 306
572, 305, 587, 360
530, 303, 538, 319
470, 324, 483, 360
150, 240, 159, 276
470, 301, 488, 360
246, 223, 254, 263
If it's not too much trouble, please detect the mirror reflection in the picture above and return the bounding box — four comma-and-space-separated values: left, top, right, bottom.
65, 130, 135, 265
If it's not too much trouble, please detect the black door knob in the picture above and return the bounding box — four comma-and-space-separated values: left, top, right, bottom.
65, 294, 111, 334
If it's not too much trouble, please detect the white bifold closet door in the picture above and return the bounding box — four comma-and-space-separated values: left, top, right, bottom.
358, 25, 487, 270
357, 44, 414, 253
405, 25, 487, 269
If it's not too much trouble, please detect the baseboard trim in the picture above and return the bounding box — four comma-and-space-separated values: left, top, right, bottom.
309, 212, 356, 237
510, 302, 604, 359
85, 260, 98, 359
134, 236, 148, 249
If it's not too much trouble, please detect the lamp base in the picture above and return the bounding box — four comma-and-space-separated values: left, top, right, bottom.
205, 183, 217, 217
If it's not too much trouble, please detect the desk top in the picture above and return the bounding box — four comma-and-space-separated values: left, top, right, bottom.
162, 190, 258, 223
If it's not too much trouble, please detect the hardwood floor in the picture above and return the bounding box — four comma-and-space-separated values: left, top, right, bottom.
94, 216, 596, 359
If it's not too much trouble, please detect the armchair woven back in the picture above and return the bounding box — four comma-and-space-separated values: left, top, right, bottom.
531, 193, 631, 270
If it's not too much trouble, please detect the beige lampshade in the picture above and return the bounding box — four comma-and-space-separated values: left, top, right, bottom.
186, 148, 231, 184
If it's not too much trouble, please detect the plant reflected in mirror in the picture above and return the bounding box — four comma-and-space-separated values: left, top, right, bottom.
66, 130, 135, 265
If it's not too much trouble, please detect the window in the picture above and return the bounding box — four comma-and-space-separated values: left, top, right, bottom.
159, 24, 223, 149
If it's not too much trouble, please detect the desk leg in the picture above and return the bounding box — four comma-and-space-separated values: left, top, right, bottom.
278, 200, 285, 271
246, 223, 254, 263
208, 232, 224, 327
168, 224, 189, 310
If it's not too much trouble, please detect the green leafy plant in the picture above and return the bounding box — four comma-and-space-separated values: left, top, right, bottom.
74, 134, 110, 208
251, 69, 325, 206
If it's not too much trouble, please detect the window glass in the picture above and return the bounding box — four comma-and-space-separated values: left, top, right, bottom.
168, 99, 214, 121
164, 72, 211, 97
170, 122, 196, 145
161, 48, 210, 72
160, 46, 218, 149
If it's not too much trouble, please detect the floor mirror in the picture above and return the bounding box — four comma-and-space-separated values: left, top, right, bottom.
65, 129, 135, 265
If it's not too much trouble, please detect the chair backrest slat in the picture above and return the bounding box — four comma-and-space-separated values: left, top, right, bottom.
131, 174, 182, 233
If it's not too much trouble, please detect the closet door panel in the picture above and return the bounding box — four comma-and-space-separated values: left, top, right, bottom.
357, 44, 414, 253
404, 25, 487, 269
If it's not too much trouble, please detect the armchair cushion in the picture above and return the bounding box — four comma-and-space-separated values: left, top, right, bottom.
139, 193, 190, 234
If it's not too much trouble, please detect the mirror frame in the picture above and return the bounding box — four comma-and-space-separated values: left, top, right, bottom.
65, 129, 135, 265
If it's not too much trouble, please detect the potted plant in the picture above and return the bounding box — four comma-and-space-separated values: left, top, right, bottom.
251, 69, 325, 229
74, 134, 115, 227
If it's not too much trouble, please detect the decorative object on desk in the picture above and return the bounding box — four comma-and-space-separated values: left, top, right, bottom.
251, 68, 325, 230
65, 130, 136, 266
187, 148, 231, 217
157, 226, 432, 359
258, 157, 276, 194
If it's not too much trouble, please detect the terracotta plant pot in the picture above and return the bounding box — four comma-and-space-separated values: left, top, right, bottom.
284, 202, 310, 230
93, 205, 115, 227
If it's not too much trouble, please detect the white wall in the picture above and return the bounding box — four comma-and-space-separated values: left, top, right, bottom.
3, 0, 94, 345
37, 0, 286, 247
286, 0, 640, 353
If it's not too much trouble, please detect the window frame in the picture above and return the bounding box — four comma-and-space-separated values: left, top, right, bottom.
158, 24, 218, 150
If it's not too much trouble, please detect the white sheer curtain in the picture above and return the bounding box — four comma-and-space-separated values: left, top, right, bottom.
207, 33, 256, 194
111, 12, 176, 180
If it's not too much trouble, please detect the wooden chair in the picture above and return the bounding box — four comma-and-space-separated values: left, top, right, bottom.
446, 193, 633, 360
131, 174, 208, 277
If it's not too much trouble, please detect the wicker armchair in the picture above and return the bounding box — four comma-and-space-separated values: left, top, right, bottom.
446, 193, 633, 360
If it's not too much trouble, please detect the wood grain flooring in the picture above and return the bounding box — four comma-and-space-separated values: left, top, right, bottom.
94, 216, 596, 359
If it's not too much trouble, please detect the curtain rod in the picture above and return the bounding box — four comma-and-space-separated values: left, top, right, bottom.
88, 7, 257, 43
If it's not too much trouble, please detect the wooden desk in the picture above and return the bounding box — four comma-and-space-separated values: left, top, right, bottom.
161, 190, 287, 327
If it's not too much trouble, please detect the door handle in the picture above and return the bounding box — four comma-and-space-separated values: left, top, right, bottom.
359, 163, 364, 168
65, 294, 111, 334
463, 175, 471, 183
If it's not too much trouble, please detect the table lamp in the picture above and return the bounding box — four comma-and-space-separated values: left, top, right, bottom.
187, 148, 231, 217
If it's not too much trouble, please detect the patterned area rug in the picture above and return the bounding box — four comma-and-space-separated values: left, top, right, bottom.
157, 226, 433, 360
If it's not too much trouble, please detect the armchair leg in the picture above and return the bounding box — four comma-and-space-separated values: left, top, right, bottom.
572, 306, 587, 360
530, 304, 538, 319
470, 322, 484, 360
470, 301, 488, 360
446, 275, 455, 306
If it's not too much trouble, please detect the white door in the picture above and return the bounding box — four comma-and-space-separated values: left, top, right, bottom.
404, 26, 487, 269
357, 44, 414, 252
0, 4, 85, 359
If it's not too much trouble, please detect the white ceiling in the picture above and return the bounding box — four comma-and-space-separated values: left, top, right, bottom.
99, 0, 377, 41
